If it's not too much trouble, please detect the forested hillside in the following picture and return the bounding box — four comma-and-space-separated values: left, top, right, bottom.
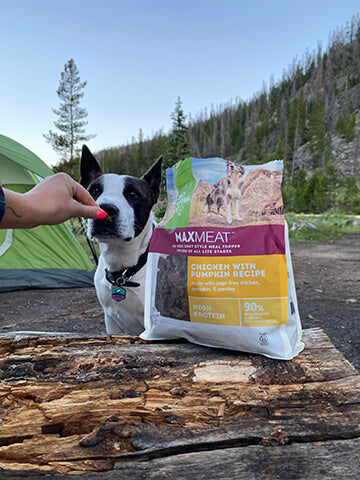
188, 24, 360, 182
57, 17, 360, 213
96, 17, 359, 177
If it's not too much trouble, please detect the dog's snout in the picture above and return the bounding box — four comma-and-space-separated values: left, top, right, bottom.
99, 203, 119, 219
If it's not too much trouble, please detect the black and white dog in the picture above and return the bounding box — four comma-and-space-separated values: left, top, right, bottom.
80, 145, 162, 335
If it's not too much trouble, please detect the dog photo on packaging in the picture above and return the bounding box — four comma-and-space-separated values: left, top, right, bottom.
188, 159, 284, 228
80, 145, 162, 335
204, 159, 245, 224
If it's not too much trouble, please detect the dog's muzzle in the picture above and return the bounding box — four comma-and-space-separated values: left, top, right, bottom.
90, 203, 120, 238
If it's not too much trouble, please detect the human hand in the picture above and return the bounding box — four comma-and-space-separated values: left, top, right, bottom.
1, 173, 106, 229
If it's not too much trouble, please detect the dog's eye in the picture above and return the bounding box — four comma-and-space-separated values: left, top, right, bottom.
129, 191, 138, 199
90, 185, 101, 195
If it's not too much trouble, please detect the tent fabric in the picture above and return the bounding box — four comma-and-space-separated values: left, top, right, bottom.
1, 156, 38, 185
0, 134, 53, 181
0, 269, 94, 292
0, 225, 93, 270
0, 134, 94, 292
0, 229, 12, 256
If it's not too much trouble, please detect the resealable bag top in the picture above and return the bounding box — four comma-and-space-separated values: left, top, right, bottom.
141, 157, 304, 360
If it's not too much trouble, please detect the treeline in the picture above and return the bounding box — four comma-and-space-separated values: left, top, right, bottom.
98, 129, 168, 177
188, 16, 360, 176
56, 16, 360, 214
283, 163, 360, 213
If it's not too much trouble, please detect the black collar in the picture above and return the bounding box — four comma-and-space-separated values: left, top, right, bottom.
105, 243, 150, 289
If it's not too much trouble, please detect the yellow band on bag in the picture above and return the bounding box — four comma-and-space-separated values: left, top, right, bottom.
187, 254, 288, 327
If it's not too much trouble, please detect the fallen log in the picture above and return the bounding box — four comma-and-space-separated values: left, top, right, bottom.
0, 328, 359, 478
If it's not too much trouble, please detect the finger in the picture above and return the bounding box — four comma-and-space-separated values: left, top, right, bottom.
72, 182, 99, 208
74, 203, 105, 219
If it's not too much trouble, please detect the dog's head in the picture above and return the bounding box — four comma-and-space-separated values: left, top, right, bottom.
80, 145, 162, 242
225, 160, 245, 181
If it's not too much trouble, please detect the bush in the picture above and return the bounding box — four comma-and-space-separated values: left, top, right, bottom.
283, 163, 344, 213
343, 176, 360, 213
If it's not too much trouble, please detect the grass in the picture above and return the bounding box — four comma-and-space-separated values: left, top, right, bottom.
286, 213, 360, 243
66, 218, 100, 266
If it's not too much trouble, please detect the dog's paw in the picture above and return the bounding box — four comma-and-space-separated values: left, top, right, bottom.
236, 215, 243, 221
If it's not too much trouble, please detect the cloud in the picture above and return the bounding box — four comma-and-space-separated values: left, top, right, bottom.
192, 157, 226, 184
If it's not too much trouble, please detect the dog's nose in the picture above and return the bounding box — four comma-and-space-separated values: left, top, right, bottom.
99, 203, 119, 219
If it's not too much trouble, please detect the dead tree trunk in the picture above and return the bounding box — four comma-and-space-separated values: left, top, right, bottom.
0, 328, 359, 478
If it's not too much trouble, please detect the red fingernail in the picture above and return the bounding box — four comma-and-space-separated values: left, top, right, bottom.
97, 210, 107, 220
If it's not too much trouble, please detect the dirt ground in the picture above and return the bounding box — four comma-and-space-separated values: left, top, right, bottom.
0, 234, 359, 370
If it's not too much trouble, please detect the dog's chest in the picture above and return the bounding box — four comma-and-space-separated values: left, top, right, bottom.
227, 174, 243, 196
94, 260, 146, 334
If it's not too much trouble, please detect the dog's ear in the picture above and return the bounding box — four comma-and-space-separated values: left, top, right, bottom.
80, 145, 103, 188
142, 155, 163, 204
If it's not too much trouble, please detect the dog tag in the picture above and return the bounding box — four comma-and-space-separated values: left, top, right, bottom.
112, 286, 126, 302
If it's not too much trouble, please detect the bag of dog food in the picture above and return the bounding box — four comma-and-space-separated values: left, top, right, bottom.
141, 157, 304, 360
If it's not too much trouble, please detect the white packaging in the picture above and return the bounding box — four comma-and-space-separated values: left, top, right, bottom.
141, 158, 304, 360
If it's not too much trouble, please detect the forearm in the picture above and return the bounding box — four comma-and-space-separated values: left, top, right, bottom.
1, 189, 42, 229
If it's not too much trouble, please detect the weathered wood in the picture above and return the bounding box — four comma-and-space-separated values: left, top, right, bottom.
0, 328, 358, 477
112, 438, 360, 480
2, 438, 360, 479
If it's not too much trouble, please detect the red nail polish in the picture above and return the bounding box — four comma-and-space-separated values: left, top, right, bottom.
97, 210, 107, 220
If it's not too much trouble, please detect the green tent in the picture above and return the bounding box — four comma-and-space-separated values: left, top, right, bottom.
0, 134, 94, 292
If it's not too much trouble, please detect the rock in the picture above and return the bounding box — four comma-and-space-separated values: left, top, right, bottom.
304, 221, 318, 230
238, 168, 284, 220
345, 220, 358, 227
290, 221, 318, 231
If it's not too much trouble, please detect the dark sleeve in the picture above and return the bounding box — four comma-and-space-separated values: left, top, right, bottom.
0, 185, 5, 225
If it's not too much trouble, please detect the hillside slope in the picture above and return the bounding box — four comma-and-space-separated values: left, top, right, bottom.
91, 18, 360, 184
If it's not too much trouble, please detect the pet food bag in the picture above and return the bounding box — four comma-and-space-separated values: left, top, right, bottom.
141, 157, 304, 360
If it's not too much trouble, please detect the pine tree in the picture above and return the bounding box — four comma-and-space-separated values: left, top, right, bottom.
273, 139, 285, 159
44, 59, 95, 168
344, 104, 356, 142
344, 176, 360, 212
287, 95, 307, 183
293, 168, 308, 212
133, 128, 145, 176
335, 114, 346, 136
335, 110, 356, 142
294, 163, 342, 213
318, 162, 342, 210
165, 97, 191, 169
307, 98, 325, 167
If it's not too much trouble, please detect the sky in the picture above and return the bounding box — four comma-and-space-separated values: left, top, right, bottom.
1, 0, 360, 168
